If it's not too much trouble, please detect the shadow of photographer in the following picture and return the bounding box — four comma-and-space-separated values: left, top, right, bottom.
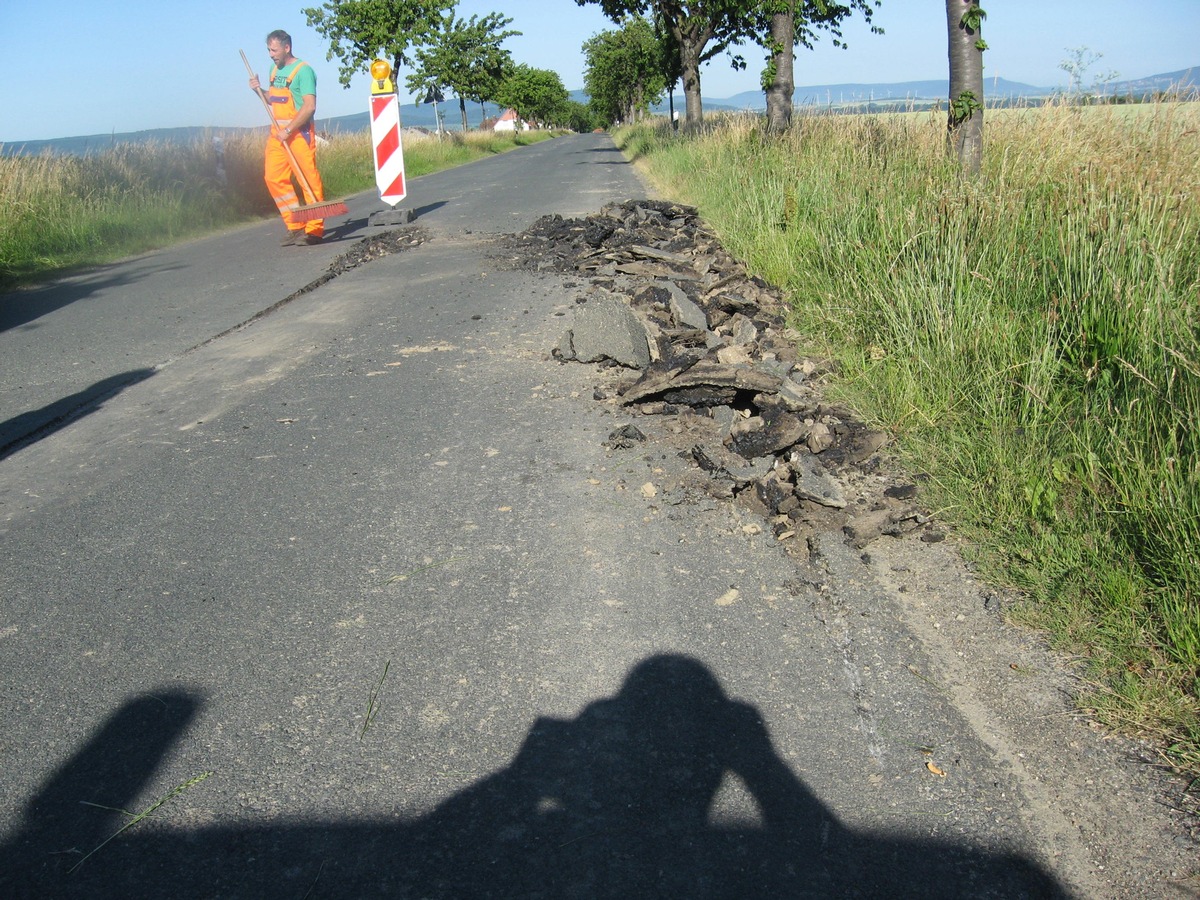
2, 655, 1066, 898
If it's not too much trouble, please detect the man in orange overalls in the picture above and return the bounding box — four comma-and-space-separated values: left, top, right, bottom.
248, 30, 325, 246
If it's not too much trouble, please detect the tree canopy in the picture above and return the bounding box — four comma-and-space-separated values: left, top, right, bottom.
494, 65, 571, 128
302, 0, 454, 88
577, 0, 758, 125
583, 16, 671, 127
578, 1, 884, 128
405, 12, 520, 129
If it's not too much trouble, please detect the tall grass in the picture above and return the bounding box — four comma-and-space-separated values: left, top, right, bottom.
619, 101, 1200, 771
0, 128, 555, 289
1, 136, 242, 287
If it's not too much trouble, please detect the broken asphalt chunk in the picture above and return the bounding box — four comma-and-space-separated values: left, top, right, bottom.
604, 424, 647, 449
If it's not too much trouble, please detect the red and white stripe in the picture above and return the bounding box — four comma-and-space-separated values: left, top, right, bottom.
371, 93, 407, 206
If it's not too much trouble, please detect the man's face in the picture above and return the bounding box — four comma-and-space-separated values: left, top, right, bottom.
267, 40, 291, 68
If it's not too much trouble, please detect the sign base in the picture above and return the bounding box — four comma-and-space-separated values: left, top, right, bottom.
369, 208, 415, 226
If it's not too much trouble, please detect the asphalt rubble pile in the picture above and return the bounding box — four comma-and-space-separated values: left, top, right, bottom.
327, 227, 429, 278
498, 199, 945, 561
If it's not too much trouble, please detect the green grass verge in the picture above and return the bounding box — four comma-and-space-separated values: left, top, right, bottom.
617, 103, 1200, 775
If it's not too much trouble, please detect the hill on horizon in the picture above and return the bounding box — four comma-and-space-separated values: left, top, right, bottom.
721, 66, 1199, 110
0, 99, 482, 157
3, 66, 1196, 156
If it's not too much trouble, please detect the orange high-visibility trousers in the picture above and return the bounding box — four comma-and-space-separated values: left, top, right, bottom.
264, 62, 324, 237
264, 132, 324, 237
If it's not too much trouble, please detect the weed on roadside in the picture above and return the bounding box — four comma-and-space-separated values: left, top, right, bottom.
70, 771, 213, 873
360, 661, 391, 740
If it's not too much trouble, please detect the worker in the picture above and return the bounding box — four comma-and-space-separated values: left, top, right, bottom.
247, 30, 326, 245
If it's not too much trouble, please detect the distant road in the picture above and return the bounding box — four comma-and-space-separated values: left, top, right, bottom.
0, 133, 635, 457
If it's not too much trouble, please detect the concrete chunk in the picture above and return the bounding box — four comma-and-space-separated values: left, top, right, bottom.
556, 294, 652, 369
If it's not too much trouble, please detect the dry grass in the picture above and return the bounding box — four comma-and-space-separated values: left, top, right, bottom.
619, 99, 1200, 773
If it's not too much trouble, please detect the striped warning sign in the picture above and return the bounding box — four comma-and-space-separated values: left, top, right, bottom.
371, 93, 406, 207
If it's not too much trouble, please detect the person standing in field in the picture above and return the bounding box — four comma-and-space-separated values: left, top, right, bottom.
247, 30, 325, 245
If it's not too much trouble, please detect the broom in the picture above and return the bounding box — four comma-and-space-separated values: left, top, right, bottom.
241, 49, 349, 222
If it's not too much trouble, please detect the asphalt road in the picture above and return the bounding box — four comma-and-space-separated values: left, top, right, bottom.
0, 133, 1170, 897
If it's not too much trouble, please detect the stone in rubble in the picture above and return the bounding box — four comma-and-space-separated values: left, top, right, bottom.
791, 454, 848, 509
663, 281, 709, 332
690, 443, 774, 485
775, 377, 815, 412
554, 293, 652, 369
604, 424, 647, 449
725, 314, 759, 346
756, 468, 794, 512
728, 410, 806, 459
815, 422, 891, 468
621, 360, 781, 406
716, 345, 754, 366
630, 244, 696, 267
843, 508, 896, 548
806, 422, 834, 454
581, 221, 617, 247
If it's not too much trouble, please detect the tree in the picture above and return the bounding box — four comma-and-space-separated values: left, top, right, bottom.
462, 21, 519, 120
761, 4, 795, 133
758, 1, 881, 133
302, 0, 453, 89
583, 16, 670, 127
1059, 46, 1119, 104
495, 65, 571, 128
564, 100, 599, 132
578, 0, 759, 126
946, 0, 985, 175
655, 15, 684, 124
406, 12, 520, 130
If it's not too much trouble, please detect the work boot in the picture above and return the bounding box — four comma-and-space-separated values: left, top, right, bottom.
303, 234, 323, 245
281, 229, 305, 246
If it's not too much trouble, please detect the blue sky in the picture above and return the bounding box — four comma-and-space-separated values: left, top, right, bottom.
1, 1, 1196, 142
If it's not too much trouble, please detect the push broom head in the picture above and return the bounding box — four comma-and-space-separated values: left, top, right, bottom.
290, 198, 350, 222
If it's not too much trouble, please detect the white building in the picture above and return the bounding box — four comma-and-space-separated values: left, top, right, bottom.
493, 108, 531, 132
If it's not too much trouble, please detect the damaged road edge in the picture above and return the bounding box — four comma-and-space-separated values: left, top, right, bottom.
499, 199, 922, 563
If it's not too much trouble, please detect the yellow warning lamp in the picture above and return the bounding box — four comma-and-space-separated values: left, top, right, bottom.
370, 59, 394, 95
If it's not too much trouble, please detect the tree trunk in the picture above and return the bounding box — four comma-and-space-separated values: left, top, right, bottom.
459, 96, 469, 131
946, 0, 984, 175
680, 40, 704, 125
764, 6, 796, 134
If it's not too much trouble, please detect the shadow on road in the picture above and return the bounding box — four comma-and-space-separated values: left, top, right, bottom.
0, 655, 1066, 898
412, 200, 448, 218
0, 368, 156, 461
0, 263, 186, 334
